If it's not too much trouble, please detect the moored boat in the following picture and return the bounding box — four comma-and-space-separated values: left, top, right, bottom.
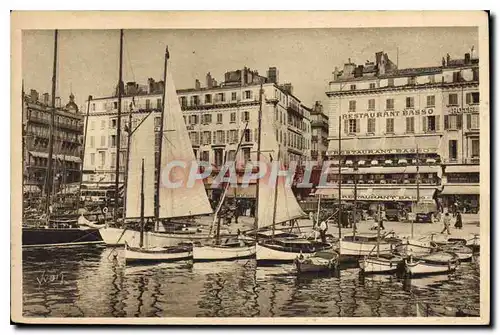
404, 256, 458, 277
359, 255, 403, 274
256, 238, 332, 264
124, 242, 193, 264
193, 241, 255, 262
294, 250, 339, 274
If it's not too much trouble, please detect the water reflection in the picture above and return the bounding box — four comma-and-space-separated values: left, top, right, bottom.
22, 247, 480, 318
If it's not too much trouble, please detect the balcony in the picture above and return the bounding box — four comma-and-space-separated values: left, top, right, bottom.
311, 119, 328, 130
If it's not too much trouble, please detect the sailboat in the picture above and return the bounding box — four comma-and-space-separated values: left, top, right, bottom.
99, 38, 213, 248
359, 205, 403, 274
255, 94, 332, 264
22, 29, 103, 248
192, 122, 256, 262
122, 46, 213, 262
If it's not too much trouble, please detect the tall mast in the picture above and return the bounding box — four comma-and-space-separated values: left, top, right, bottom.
122, 110, 133, 221
77, 95, 92, 210
254, 81, 264, 238
376, 204, 381, 257
139, 159, 145, 248
337, 115, 342, 254
114, 29, 124, 223
44, 29, 58, 215
271, 146, 281, 239
155, 46, 169, 229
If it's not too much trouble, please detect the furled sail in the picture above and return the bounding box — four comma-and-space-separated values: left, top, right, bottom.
158, 69, 213, 218
257, 105, 306, 229
125, 113, 156, 219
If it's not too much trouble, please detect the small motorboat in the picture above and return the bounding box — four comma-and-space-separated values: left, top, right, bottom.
359, 254, 403, 274
124, 242, 193, 264
404, 255, 458, 277
295, 250, 339, 274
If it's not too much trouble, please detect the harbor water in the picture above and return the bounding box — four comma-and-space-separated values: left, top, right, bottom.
22, 245, 480, 318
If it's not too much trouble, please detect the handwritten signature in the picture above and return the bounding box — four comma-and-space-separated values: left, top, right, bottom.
35, 270, 66, 286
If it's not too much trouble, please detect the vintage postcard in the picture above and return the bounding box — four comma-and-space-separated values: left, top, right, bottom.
10, 11, 490, 325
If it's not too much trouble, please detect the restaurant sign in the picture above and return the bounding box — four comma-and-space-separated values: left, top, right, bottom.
329, 147, 437, 155
448, 106, 479, 114
337, 194, 433, 201
342, 108, 434, 120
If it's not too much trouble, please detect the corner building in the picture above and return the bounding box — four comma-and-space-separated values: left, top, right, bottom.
320, 50, 480, 213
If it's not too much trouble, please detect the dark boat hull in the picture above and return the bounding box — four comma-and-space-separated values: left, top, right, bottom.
22, 227, 103, 248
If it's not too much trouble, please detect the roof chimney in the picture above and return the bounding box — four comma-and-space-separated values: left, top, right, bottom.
206, 72, 213, 88
195, 79, 201, 90
465, 53, 471, 64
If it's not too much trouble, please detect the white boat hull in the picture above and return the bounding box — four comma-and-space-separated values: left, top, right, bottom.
340, 240, 394, 258
99, 227, 211, 247
124, 244, 193, 263
256, 243, 319, 263
193, 244, 256, 261
405, 260, 457, 276
359, 257, 401, 274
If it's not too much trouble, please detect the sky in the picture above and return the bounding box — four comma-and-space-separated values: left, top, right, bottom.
22, 27, 478, 109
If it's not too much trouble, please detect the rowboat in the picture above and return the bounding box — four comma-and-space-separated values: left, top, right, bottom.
124, 242, 193, 264
294, 250, 339, 274
404, 255, 458, 277
359, 255, 403, 274
193, 241, 256, 262
257, 238, 332, 264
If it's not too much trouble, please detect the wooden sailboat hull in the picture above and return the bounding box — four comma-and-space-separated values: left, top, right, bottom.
124, 244, 193, 264
99, 227, 211, 247
193, 244, 256, 262
256, 241, 332, 264
339, 240, 394, 259
405, 259, 458, 277
394, 241, 437, 257
359, 257, 402, 274
22, 227, 103, 248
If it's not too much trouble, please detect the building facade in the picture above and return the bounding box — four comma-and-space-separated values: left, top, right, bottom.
309, 101, 329, 164
82, 67, 312, 199
22, 89, 83, 194
321, 50, 480, 213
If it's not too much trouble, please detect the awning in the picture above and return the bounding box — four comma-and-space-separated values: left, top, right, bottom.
445, 165, 480, 174
60, 155, 82, 163
29, 151, 49, 159
328, 135, 442, 156
440, 185, 480, 195
315, 187, 436, 202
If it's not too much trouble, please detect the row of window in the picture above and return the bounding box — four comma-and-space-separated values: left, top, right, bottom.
88, 151, 126, 168
28, 110, 81, 127
344, 114, 480, 135
347, 70, 479, 91
448, 138, 480, 160
344, 116, 440, 134
179, 90, 254, 107
348, 92, 480, 112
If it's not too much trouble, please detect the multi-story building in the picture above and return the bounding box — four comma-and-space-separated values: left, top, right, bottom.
82, 67, 312, 201
22, 89, 83, 194
309, 101, 329, 164
320, 50, 480, 213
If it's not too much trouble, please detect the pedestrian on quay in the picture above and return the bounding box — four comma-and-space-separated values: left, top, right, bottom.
455, 211, 463, 229
319, 220, 328, 243
378, 206, 386, 230
441, 212, 451, 234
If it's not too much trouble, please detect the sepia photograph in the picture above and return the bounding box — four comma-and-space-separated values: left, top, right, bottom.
10, 11, 490, 325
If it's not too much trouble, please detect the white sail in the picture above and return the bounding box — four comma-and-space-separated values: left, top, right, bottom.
125, 113, 156, 218
158, 69, 213, 219
257, 105, 306, 229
